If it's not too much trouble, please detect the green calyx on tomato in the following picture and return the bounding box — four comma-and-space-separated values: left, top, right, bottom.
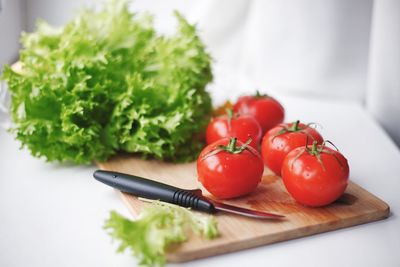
202, 137, 253, 160
255, 90, 269, 98
274, 120, 319, 139
292, 140, 343, 171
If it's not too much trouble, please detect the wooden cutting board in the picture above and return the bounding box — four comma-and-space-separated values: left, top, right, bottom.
98, 155, 390, 263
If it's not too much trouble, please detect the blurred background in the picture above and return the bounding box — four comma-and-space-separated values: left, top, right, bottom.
0, 0, 399, 146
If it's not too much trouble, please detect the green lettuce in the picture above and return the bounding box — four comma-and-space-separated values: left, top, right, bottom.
104, 201, 219, 266
2, 0, 212, 164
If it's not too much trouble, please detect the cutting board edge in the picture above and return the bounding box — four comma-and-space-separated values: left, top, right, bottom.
348, 181, 391, 212
118, 191, 390, 263
168, 209, 390, 262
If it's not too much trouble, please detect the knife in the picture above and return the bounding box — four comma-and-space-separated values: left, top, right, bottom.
93, 170, 284, 220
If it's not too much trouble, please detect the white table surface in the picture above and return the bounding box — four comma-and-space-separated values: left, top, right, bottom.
1, 94, 399, 267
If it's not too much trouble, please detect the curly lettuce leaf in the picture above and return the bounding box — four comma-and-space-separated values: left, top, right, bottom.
104, 201, 219, 266
2, 0, 212, 164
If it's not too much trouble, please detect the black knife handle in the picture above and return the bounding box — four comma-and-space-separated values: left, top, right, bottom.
93, 170, 215, 213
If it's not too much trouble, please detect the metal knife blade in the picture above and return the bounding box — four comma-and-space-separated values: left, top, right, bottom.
93, 170, 284, 220
187, 189, 284, 219
212, 201, 284, 219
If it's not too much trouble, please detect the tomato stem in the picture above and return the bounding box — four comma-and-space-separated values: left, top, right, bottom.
291, 140, 344, 171
273, 120, 315, 140
227, 137, 238, 151
255, 90, 268, 99
289, 120, 301, 131
201, 137, 255, 161
310, 140, 319, 155
224, 137, 252, 154
305, 140, 322, 157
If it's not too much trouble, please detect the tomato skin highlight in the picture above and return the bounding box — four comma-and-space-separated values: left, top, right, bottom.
197, 138, 264, 199
233, 95, 284, 134
261, 121, 323, 175
281, 146, 349, 207
206, 115, 262, 149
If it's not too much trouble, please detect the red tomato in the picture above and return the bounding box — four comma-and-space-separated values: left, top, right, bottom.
281, 142, 349, 207
197, 137, 264, 199
233, 93, 284, 133
261, 120, 323, 175
206, 112, 262, 149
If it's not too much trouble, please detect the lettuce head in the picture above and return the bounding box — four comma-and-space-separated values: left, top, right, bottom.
1, 0, 213, 164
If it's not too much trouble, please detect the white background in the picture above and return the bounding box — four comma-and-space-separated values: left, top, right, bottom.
1, 1, 400, 266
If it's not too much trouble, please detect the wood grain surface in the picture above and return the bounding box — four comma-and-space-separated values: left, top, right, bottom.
98, 156, 390, 263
